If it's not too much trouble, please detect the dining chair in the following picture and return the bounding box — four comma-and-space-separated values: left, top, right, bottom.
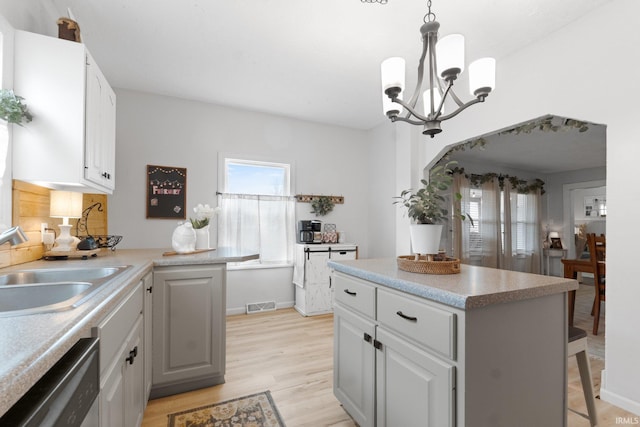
586, 233, 606, 335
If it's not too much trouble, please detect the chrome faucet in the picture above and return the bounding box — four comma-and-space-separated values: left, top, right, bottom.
0, 226, 28, 246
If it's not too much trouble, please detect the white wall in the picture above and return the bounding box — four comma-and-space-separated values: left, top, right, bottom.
402, 0, 639, 414
111, 89, 371, 313
366, 121, 396, 258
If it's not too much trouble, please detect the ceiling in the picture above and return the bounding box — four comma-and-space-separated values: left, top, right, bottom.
45, 0, 609, 174
445, 115, 606, 175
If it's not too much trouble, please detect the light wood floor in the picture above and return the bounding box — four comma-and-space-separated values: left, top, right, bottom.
142, 307, 637, 427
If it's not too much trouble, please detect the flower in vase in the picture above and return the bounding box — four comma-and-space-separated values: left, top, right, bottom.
189, 203, 221, 229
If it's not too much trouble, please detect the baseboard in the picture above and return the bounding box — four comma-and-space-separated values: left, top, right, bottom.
600, 369, 640, 416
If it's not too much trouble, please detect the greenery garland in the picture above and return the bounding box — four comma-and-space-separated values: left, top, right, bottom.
440, 116, 590, 160
451, 167, 545, 195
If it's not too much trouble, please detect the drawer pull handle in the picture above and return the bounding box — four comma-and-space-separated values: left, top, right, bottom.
396, 311, 418, 322
344, 289, 357, 296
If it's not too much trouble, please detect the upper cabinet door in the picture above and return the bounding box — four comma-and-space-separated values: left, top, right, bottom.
13, 31, 116, 194
84, 52, 116, 191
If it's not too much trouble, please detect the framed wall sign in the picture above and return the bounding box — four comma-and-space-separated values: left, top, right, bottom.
146, 165, 187, 219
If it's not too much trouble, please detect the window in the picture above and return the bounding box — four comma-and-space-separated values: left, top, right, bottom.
224, 159, 290, 196
467, 189, 482, 254
218, 157, 295, 267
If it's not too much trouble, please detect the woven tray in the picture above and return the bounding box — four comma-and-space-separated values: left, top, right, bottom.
397, 255, 461, 274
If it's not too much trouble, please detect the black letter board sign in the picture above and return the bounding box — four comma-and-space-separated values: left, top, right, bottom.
146, 165, 187, 219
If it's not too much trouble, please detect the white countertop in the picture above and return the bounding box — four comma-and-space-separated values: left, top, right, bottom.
0, 248, 258, 416
328, 257, 578, 310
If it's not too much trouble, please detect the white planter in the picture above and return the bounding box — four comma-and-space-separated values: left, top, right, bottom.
409, 224, 443, 255
194, 226, 210, 250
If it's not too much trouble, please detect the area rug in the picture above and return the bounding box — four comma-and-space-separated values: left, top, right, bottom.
167, 391, 286, 427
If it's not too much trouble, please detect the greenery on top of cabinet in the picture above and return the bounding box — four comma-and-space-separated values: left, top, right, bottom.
0, 89, 32, 125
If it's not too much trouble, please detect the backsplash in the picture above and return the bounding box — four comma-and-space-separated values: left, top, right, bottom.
0, 180, 108, 268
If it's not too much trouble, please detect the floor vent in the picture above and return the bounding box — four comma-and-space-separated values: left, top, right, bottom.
246, 301, 276, 314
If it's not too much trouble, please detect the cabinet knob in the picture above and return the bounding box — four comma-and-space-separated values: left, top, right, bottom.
126, 346, 138, 365
101, 172, 111, 179
363, 333, 372, 343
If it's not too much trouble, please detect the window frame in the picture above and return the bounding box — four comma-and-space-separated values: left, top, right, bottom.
218, 153, 295, 196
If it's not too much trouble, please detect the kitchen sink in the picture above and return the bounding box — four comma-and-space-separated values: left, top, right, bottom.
0, 265, 131, 317
0, 266, 125, 286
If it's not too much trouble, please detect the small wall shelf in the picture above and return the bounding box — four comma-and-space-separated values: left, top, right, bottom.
296, 195, 344, 204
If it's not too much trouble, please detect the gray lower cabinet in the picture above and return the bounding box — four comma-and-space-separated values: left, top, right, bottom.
333, 292, 455, 427
151, 265, 226, 398
95, 281, 145, 427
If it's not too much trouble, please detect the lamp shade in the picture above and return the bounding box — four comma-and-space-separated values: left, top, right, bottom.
469, 57, 496, 97
50, 191, 83, 218
436, 34, 465, 81
548, 231, 560, 239
381, 57, 406, 93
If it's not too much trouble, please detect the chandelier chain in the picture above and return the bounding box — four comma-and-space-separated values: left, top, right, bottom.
361, 0, 388, 4
424, 0, 436, 23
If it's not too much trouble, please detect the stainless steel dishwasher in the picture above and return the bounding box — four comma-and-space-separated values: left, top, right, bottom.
0, 337, 100, 427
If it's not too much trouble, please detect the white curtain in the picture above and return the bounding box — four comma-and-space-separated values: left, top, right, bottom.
452, 175, 541, 274
509, 188, 542, 274
218, 193, 296, 265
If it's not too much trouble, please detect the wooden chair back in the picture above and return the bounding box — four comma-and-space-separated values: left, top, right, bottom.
586, 233, 606, 335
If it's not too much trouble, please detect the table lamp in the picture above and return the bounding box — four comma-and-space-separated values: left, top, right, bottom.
50, 190, 83, 252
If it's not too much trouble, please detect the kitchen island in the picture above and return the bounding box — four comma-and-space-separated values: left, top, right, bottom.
0, 248, 258, 418
328, 258, 579, 427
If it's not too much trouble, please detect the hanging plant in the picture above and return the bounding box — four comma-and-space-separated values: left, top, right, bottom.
0, 89, 32, 126
310, 196, 335, 216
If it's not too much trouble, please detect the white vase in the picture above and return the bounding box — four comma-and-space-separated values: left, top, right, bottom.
409, 224, 443, 255
195, 226, 210, 250
171, 222, 196, 253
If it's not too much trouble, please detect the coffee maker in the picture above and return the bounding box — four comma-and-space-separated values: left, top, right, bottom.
297, 220, 322, 243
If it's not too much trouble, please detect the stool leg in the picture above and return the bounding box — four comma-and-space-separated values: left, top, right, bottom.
576, 349, 599, 426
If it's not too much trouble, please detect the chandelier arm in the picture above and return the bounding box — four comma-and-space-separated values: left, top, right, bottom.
392, 116, 428, 126
427, 31, 437, 116
447, 86, 466, 108
392, 97, 431, 122
438, 97, 484, 121
403, 32, 430, 117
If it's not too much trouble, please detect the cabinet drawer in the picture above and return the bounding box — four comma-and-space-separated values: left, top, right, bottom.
377, 288, 456, 360
334, 274, 375, 319
95, 282, 143, 376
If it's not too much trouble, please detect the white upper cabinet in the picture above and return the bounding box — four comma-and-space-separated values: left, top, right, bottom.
13, 30, 116, 194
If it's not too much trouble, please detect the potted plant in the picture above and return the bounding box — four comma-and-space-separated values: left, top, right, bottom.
0, 89, 32, 126
395, 161, 470, 258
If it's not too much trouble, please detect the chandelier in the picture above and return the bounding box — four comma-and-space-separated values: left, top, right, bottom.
380, 0, 496, 137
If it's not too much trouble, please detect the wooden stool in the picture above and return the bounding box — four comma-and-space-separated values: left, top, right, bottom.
568, 326, 598, 426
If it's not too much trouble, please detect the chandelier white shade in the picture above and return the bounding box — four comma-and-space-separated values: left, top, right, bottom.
380, 1, 496, 137
435, 34, 465, 80
468, 58, 496, 97
380, 57, 405, 93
